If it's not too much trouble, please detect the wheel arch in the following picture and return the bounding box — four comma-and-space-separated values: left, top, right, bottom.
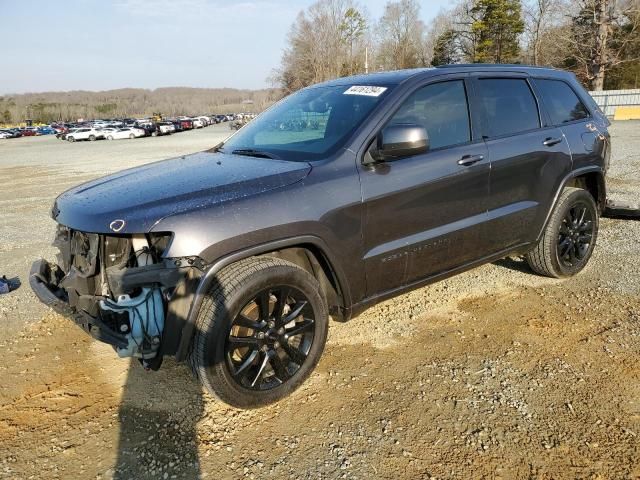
535, 166, 605, 244
171, 236, 351, 362
565, 170, 606, 213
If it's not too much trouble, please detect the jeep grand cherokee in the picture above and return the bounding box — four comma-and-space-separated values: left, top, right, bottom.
30, 65, 610, 408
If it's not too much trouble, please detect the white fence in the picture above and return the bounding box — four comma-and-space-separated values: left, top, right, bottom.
588, 88, 640, 116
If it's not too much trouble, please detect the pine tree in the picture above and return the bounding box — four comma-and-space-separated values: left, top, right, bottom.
471, 0, 524, 63
431, 29, 460, 66
340, 8, 367, 75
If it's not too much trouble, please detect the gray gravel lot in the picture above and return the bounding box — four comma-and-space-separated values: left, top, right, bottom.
0, 121, 638, 480
0, 124, 230, 336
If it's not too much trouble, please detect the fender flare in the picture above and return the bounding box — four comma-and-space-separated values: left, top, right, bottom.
173, 235, 352, 361
535, 166, 606, 243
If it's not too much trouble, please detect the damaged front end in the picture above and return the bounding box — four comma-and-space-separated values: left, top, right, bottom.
30, 226, 203, 365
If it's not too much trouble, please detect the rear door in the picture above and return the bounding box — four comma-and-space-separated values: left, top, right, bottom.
358, 77, 491, 296
471, 75, 572, 251
531, 78, 606, 173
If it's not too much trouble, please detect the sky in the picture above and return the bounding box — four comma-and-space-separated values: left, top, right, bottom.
0, 0, 453, 94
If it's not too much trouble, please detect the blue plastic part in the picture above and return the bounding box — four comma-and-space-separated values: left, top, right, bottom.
100, 287, 165, 359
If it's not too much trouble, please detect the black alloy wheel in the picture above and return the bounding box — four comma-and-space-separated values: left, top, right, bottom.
226, 286, 315, 391
557, 201, 594, 267
190, 257, 328, 408
526, 187, 599, 278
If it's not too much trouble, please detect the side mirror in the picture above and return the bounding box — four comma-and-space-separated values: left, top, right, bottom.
378, 124, 429, 161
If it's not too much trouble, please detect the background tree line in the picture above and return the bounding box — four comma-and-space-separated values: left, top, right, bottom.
273, 0, 640, 93
0, 87, 280, 125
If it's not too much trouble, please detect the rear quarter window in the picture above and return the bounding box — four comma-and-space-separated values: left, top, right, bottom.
534, 79, 590, 125
476, 78, 540, 138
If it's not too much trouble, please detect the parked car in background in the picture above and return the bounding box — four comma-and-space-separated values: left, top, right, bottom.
134, 124, 155, 136
104, 128, 140, 140
66, 127, 104, 142
19, 127, 38, 136
0, 129, 22, 138
156, 122, 175, 135
0, 131, 12, 139
37, 126, 56, 135
51, 125, 68, 134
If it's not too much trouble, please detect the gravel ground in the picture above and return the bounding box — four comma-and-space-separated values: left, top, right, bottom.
0, 121, 638, 479
0, 125, 230, 337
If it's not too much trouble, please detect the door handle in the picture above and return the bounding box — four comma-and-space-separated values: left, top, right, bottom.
457, 154, 484, 166
543, 137, 563, 147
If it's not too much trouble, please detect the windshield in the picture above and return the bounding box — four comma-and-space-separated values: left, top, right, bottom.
220, 84, 392, 161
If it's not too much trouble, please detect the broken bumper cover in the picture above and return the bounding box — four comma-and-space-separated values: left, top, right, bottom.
30, 258, 129, 349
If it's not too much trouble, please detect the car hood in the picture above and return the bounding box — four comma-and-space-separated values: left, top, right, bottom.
53, 151, 311, 234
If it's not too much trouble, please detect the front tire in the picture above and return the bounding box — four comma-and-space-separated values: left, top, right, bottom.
526, 187, 599, 278
190, 257, 328, 409
89, 135, 96, 141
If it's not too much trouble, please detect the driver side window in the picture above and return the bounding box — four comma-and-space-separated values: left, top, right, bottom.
389, 80, 471, 150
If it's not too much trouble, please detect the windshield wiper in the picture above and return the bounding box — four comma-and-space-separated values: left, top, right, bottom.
231, 148, 279, 159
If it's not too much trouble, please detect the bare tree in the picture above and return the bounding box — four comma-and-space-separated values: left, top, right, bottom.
376, 0, 427, 70
452, 0, 483, 62
523, 0, 563, 64
562, 0, 640, 90
424, 9, 457, 65
273, 0, 361, 93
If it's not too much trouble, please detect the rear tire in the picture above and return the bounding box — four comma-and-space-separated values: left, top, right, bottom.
89, 135, 96, 141
129, 133, 135, 139
67, 136, 75, 142
107, 135, 114, 140
526, 187, 599, 278
189, 257, 328, 409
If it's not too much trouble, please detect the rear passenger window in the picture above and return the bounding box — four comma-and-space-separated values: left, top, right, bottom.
534, 79, 590, 125
476, 79, 540, 137
388, 80, 471, 150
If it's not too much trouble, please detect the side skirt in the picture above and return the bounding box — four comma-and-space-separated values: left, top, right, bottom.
349, 242, 532, 319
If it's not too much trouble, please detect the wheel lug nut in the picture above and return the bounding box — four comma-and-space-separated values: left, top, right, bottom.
278, 328, 285, 335
274, 341, 280, 349
268, 321, 275, 328
257, 332, 265, 339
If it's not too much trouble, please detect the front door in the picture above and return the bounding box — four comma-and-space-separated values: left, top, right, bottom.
358, 78, 491, 297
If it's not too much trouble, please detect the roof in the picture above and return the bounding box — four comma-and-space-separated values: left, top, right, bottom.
313, 64, 570, 89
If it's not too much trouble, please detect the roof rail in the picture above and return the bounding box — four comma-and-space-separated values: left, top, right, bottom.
436, 63, 556, 70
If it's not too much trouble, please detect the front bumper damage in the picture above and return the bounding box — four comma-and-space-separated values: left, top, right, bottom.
30, 259, 130, 349
29, 227, 204, 365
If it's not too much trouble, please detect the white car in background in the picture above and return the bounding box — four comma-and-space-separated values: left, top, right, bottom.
104, 128, 143, 140
0, 131, 12, 139
157, 123, 175, 135
195, 116, 210, 126
130, 126, 146, 137
192, 118, 204, 128
66, 128, 104, 142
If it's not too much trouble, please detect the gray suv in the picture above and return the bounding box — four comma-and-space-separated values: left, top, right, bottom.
31, 65, 610, 408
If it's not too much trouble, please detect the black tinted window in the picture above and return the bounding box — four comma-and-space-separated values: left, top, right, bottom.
534, 79, 589, 125
389, 80, 471, 150
477, 79, 540, 137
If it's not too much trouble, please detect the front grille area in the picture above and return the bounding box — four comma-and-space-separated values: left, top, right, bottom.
50, 226, 134, 316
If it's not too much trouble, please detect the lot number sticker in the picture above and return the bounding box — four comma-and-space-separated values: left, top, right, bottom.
344, 86, 387, 97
